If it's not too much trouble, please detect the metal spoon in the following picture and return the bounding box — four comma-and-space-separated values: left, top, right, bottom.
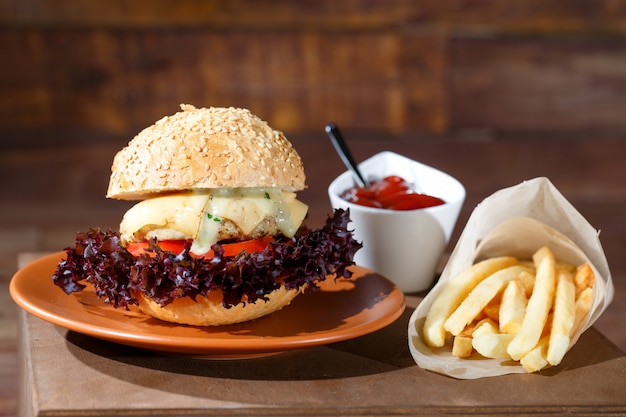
325, 123, 369, 188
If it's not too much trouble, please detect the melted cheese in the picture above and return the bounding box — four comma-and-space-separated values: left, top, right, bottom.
119, 193, 210, 242
119, 189, 308, 254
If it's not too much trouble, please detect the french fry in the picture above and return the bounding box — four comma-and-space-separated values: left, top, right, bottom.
507, 246, 556, 361
483, 302, 501, 323
516, 270, 536, 297
499, 279, 528, 334
423, 256, 518, 347
452, 336, 473, 358
574, 263, 595, 298
471, 318, 499, 337
520, 336, 550, 372
573, 287, 593, 333
458, 320, 480, 337
517, 260, 535, 269
546, 269, 576, 366
444, 265, 531, 336
422, 245, 597, 374
472, 333, 515, 359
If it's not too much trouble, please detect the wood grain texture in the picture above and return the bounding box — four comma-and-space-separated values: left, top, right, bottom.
3, 134, 626, 417
15, 296, 626, 416
3, 0, 626, 32
0, 29, 433, 135
2, 2, 626, 415
450, 37, 626, 131
2, 0, 626, 139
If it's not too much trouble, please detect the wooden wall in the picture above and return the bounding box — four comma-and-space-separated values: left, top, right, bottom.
2, 0, 626, 144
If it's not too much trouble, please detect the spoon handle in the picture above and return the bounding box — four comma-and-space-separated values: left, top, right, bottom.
325, 123, 369, 188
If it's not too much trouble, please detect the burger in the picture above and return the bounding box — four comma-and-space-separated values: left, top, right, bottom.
53, 104, 362, 326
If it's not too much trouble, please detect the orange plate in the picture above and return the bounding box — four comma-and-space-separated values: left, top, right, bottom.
10, 252, 406, 358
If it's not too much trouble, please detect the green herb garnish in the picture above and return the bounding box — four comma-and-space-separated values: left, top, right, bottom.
207, 213, 222, 223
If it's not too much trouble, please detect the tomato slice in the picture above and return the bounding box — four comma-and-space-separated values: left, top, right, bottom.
125, 237, 274, 259
125, 240, 185, 257
211, 236, 274, 258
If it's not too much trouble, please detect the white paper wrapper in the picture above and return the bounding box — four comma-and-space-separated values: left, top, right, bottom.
408, 177, 614, 379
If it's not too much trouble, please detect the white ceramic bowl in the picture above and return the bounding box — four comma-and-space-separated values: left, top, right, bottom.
328, 151, 466, 293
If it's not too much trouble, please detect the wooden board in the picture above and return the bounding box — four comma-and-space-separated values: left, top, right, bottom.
3, 0, 626, 138
18, 298, 626, 417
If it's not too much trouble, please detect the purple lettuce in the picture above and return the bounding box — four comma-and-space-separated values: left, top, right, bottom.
53, 209, 362, 309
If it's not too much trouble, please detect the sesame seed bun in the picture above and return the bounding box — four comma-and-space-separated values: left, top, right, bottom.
107, 104, 306, 200
134, 285, 303, 326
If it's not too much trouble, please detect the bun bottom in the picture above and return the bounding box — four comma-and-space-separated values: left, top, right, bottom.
134, 286, 302, 326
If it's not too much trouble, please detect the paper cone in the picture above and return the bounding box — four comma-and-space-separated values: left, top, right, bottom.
408, 177, 614, 379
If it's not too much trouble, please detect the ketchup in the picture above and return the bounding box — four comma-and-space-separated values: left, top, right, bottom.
341, 175, 445, 211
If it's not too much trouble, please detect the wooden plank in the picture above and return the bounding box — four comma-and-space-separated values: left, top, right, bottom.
4, 135, 626, 416
0, 29, 448, 135
3, 2, 626, 137
400, 33, 449, 133
15, 300, 626, 416
2, 0, 626, 34
0, 0, 413, 29
5, 27, 626, 136
450, 37, 626, 131
409, 0, 626, 34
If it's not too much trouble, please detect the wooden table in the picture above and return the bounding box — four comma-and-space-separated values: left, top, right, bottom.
17, 256, 626, 417
12, 136, 626, 416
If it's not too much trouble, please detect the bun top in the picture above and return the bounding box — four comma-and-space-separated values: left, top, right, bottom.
107, 104, 306, 200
